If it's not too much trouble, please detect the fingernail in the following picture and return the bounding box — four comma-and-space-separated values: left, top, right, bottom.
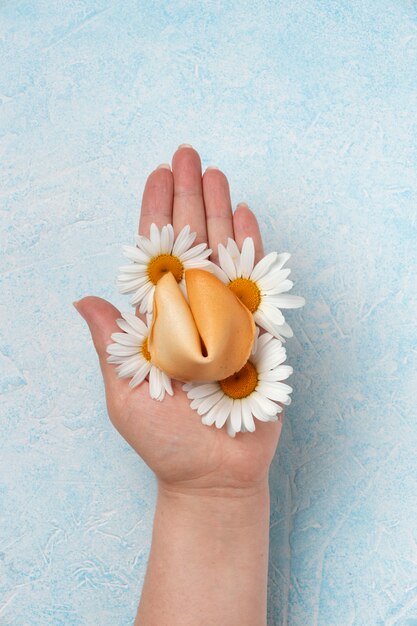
178, 143, 193, 149
157, 163, 171, 170
205, 165, 219, 171
236, 202, 249, 208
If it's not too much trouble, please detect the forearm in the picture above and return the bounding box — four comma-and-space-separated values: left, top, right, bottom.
135, 481, 270, 626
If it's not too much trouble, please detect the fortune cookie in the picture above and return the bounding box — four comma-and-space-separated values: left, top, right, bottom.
148, 269, 256, 382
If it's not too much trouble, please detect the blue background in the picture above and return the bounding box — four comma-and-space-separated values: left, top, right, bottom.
1, 2, 416, 624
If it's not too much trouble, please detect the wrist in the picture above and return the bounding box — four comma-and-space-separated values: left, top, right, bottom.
138, 478, 270, 626
156, 479, 270, 529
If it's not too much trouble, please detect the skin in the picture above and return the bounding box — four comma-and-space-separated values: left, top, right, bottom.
74, 146, 284, 625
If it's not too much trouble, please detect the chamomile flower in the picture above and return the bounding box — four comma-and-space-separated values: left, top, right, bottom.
214, 237, 305, 340
183, 331, 293, 437
106, 312, 173, 401
118, 223, 212, 314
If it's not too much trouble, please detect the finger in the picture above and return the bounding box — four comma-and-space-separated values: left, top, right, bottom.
233, 203, 264, 262
137, 165, 173, 318
74, 296, 125, 396
171, 145, 207, 244
139, 164, 173, 236
202, 167, 234, 264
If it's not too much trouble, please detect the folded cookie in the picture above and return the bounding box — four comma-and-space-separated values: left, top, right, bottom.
148, 269, 256, 382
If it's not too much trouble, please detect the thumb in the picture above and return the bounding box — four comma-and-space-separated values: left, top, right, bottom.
73, 296, 121, 390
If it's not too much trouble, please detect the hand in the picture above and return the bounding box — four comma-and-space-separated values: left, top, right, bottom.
75, 145, 284, 496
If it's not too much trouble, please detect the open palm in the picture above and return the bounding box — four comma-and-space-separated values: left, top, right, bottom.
75, 146, 283, 493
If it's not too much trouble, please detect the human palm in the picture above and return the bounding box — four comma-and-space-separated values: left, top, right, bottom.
76, 146, 283, 493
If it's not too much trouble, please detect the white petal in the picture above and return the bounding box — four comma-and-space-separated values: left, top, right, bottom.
206, 262, 229, 283
254, 338, 286, 366
150, 223, 161, 255
123, 245, 150, 264
262, 280, 294, 296
226, 238, 240, 257
107, 355, 124, 364
138, 286, 156, 313
121, 312, 149, 335
117, 273, 149, 287
226, 416, 236, 438
118, 281, 144, 295
115, 319, 144, 340
257, 381, 292, 402
276, 321, 293, 338
274, 252, 291, 270
249, 252, 278, 282
167, 225, 175, 251
129, 281, 153, 305
276, 365, 293, 381
187, 383, 220, 400
162, 372, 174, 396
113, 353, 142, 368
116, 356, 145, 377
257, 345, 287, 370
240, 238, 255, 278
182, 257, 212, 268
136, 235, 157, 258
230, 400, 242, 432
117, 277, 148, 294
106, 344, 139, 357
202, 402, 222, 426
215, 395, 233, 429
259, 302, 286, 327
110, 332, 140, 347
256, 346, 287, 375
254, 331, 276, 354
192, 389, 224, 415
218, 244, 237, 280
258, 268, 291, 292
259, 365, 293, 382
149, 367, 164, 401
251, 391, 278, 416
226, 238, 241, 273
241, 399, 256, 432
247, 394, 273, 422
118, 264, 149, 275
129, 361, 152, 387
263, 381, 293, 395
201, 394, 226, 422
267, 294, 305, 309
180, 242, 210, 262
160, 225, 172, 254
121, 272, 147, 289
256, 349, 287, 372
173, 225, 195, 256
254, 309, 287, 339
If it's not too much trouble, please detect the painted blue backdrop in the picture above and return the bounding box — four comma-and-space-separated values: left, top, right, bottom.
1, 2, 416, 625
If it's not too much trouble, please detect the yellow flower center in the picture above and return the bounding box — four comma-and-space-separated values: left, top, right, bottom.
219, 361, 258, 399
147, 254, 184, 285
228, 278, 261, 313
141, 337, 151, 362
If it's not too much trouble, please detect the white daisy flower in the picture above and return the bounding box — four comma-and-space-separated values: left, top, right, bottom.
106, 312, 173, 401
214, 237, 305, 340
183, 331, 293, 437
117, 223, 212, 314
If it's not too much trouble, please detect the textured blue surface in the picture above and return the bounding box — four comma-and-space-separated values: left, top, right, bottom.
1, 2, 417, 624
